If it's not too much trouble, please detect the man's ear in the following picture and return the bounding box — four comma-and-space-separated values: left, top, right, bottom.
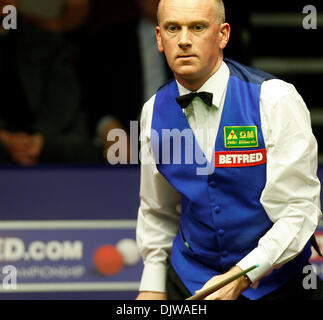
156, 26, 164, 53
219, 23, 231, 50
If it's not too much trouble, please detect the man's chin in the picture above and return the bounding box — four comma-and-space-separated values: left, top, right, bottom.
174, 66, 200, 80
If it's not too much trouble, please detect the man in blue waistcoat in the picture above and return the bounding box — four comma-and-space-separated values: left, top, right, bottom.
136, 0, 323, 300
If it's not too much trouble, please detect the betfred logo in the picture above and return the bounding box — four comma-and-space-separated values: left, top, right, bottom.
215, 149, 267, 168
0, 238, 83, 262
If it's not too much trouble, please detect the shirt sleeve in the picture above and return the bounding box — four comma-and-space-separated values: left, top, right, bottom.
237, 79, 322, 283
136, 96, 181, 293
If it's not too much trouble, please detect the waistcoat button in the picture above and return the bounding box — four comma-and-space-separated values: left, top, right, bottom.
214, 206, 221, 214
209, 181, 216, 188
221, 251, 228, 257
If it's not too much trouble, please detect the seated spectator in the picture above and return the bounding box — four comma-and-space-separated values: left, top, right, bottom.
78, 0, 172, 163
0, 0, 101, 165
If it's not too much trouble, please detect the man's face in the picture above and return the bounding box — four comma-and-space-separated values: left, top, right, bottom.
156, 0, 229, 89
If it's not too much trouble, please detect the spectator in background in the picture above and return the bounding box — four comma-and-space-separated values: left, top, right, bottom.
135, 0, 172, 103
79, 0, 172, 162
0, 0, 101, 165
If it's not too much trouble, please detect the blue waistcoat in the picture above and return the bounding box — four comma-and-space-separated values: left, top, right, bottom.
151, 59, 311, 300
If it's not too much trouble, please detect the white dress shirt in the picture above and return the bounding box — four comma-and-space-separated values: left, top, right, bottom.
136, 61, 322, 293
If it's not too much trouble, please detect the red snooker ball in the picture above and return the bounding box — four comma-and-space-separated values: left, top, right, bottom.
93, 245, 124, 276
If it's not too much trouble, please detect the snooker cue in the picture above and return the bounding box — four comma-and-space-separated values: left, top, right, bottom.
186, 264, 259, 300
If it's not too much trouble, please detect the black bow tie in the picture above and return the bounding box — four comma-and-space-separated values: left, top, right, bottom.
176, 92, 213, 109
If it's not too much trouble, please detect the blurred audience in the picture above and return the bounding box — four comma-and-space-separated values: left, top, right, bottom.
78, 0, 172, 163
0, 0, 252, 166
0, 0, 101, 165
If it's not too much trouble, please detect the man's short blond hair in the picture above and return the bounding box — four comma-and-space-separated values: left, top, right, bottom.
157, 0, 226, 25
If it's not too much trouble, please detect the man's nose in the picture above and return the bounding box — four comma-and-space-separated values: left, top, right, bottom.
178, 29, 192, 49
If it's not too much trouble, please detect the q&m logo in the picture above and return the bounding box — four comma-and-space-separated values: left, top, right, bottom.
0, 238, 83, 262
214, 149, 267, 168
224, 126, 259, 148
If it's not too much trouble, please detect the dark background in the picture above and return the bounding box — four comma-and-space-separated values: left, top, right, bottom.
0, 0, 322, 165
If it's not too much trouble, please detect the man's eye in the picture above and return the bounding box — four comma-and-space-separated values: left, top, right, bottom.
194, 25, 205, 32
168, 25, 178, 32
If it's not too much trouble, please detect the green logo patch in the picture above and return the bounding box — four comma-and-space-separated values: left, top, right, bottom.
224, 126, 258, 148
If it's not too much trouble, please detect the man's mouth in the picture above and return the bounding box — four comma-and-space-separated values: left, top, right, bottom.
177, 54, 197, 59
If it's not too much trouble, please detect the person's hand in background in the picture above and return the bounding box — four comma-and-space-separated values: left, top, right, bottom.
100, 118, 130, 164
0, 130, 44, 165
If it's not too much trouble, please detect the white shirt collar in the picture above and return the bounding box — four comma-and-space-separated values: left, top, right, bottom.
176, 61, 230, 108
